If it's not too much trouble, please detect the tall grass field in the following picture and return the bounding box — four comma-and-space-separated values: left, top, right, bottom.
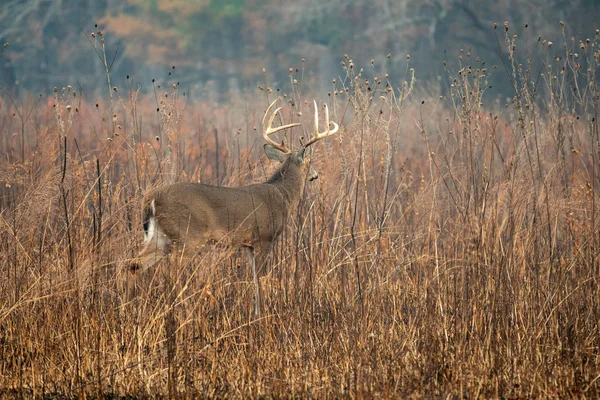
1, 24, 600, 397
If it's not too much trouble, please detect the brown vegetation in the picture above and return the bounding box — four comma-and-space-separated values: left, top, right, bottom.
1, 25, 600, 398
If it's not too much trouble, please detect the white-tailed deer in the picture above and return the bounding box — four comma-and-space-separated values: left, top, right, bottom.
130, 99, 339, 316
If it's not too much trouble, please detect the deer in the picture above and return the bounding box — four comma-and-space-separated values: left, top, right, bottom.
129, 99, 339, 316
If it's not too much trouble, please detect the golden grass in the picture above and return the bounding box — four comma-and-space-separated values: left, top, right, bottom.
1, 25, 600, 398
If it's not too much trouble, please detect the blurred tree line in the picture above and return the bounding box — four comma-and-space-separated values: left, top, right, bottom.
0, 0, 598, 100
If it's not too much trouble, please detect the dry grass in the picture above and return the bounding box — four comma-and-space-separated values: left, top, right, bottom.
1, 25, 600, 398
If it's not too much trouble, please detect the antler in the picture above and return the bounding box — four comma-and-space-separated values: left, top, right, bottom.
262, 99, 301, 153
303, 101, 339, 148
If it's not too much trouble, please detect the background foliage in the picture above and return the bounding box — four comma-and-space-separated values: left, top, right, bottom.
1, 0, 599, 99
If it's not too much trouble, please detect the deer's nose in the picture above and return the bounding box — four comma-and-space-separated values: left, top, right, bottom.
308, 168, 319, 181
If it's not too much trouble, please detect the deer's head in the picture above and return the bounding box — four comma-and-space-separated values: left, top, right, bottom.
262, 100, 339, 183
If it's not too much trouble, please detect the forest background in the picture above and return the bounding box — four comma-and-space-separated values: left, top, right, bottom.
1, 0, 598, 100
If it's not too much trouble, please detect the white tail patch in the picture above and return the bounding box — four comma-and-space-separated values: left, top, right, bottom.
143, 199, 171, 248
143, 199, 155, 243
143, 217, 156, 243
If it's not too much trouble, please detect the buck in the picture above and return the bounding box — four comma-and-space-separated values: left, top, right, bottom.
130, 99, 339, 316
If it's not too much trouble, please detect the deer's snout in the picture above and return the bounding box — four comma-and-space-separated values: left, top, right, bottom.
308, 166, 318, 181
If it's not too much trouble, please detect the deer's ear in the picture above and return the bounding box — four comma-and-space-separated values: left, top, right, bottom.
291, 147, 307, 164
264, 144, 288, 162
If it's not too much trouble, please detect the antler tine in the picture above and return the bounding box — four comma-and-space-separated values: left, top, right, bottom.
262, 99, 301, 153
303, 100, 339, 148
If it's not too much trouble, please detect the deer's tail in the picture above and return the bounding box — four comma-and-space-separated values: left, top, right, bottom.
142, 197, 156, 243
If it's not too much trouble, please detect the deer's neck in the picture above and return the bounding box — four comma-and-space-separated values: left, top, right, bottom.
266, 162, 305, 206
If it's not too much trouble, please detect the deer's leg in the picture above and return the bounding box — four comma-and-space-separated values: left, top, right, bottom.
127, 236, 171, 300
130, 232, 171, 273
244, 246, 261, 318
254, 241, 275, 277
